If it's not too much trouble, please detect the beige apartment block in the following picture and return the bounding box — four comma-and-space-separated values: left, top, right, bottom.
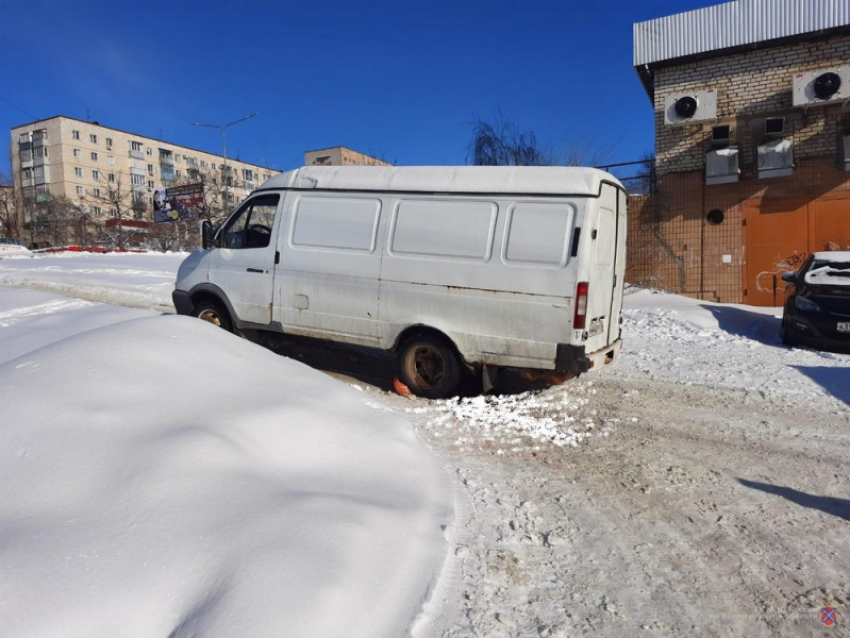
304, 146, 390, 167
10, 115, 280, 224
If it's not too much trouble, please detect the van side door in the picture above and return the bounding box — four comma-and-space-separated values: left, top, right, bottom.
208, 193, 281, 326
273, 193, 384, 345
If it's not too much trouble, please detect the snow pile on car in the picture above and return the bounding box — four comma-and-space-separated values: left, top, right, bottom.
0, 311, 452, 637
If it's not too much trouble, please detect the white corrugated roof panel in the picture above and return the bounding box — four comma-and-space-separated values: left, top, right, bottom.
259, 166, 623, 196
635, 0, 850, 67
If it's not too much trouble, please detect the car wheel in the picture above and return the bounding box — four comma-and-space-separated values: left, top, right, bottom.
780, 320, 798, 347
194, 299, 234, 333
398, 334, 462, 399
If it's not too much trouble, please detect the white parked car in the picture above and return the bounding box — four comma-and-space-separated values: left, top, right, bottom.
174, 166, 627, 397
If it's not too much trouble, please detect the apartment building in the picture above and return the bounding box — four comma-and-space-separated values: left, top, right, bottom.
11, 115, 280, 231
304, 146, 390, 167
630, 0, 850, 305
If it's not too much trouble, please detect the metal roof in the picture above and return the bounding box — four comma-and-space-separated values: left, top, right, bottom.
634, 0, 850, 67
258, 166, 623, 196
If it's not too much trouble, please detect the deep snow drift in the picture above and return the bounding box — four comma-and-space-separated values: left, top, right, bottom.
0, 286, 452, 637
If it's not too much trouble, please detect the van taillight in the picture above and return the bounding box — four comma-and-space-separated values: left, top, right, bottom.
574, 282, 589, 330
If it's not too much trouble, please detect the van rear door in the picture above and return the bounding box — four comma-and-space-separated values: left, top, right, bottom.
581, 185, 621, 354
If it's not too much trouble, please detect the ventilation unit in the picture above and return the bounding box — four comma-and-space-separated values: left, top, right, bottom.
758, 139, 794, 179
706, 147, 740, 185
664, 89, 718, 125
793, 67, 850, 107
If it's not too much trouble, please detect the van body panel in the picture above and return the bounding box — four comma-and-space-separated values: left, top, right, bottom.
273, 192, 385, 343
377, 281, 570, 367
173, 166, 627, 377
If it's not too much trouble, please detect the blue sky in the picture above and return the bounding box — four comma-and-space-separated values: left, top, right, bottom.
0, 0, 720, 175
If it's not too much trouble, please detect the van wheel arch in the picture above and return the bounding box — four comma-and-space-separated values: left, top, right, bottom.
392, 325, 461, 357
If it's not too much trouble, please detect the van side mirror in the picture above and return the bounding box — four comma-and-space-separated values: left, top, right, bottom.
780, 271, 797, 283
201, 220, 213, 250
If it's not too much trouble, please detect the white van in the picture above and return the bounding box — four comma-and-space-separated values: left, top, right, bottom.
173, 166, 627, 397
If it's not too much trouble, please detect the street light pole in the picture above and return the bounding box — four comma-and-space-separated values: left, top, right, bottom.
191, 113, 258, 193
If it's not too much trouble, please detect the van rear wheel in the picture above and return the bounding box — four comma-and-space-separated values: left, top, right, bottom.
194, 299, 234, 333
398, 335, 461, 399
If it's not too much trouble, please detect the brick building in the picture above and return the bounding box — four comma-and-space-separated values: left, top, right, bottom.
631, 0, 850, 305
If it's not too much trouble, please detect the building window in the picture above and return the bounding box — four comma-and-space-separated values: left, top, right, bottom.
200, 160, 207, 168
74, 167, 84, 177
243, 168, 254, 181
22, 168, 32, 181
147, 180, 154, 189
90, 134, 97, 144
211, 163, 216, 170
76, 186, 85, 197
72, 130, 80, 140
93, 188, 101, 197
92, 170, 99, 180
131, 141, 143, 152
111, 208, 119, 218
107, 155, 115, 165
21, 149, 32, 162
147, 164, 154, 175
34, 166, 45, 178
146, 148, 152, 156
131, 174, 145, 186
159, 148, 172, 160
176, 169, 182, 178
19, 133, 30, 144
227, 193, 235, 204
73, 148, 81, 158
106, 137, 113, 149
95, 206, 103, 216
108, 173, 115, 182
91, 152, 98, 161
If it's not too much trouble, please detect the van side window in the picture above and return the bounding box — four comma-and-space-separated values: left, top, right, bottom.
391, 199, 497, 261
503, 203, 575, 266
219, 194, 280, 249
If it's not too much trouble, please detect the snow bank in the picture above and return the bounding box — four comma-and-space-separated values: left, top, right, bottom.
0, 252, 185, 309
0, 312, 452, 637
617, 288, 850, 407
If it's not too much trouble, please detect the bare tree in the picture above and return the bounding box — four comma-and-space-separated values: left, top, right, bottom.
467, 110, 612, 167
0, 173, 20, 239
467, 110, 557, 166
88, 173, 147, 249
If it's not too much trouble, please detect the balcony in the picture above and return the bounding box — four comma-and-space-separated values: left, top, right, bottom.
129, 149, 144, 160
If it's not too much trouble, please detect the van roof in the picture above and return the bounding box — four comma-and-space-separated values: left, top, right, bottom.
258, 166, 624, 196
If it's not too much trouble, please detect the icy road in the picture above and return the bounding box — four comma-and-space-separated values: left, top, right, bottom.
1, 252, 849, 637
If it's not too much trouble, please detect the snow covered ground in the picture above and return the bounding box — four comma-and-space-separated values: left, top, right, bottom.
0, 252, 184, 310
1, 252, 849, 637
0, 274, 453, 637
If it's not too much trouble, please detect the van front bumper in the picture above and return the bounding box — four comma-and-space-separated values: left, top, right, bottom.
172, 290, 192, 316
556, 339, 622, 372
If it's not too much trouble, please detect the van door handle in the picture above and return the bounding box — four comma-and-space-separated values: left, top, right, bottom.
246, 268, 264, 273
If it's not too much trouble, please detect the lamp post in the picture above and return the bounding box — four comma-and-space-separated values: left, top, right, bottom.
191, 113, 258, 193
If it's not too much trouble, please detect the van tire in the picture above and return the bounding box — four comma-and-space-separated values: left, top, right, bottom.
398, 335, 462, 399
194, 299, 234, 333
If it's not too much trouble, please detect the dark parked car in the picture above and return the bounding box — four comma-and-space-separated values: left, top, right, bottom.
781, 251, 850, 352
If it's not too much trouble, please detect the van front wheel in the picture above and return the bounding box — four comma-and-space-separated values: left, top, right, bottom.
194, 299, 234, 333
398, 335, 461, 399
